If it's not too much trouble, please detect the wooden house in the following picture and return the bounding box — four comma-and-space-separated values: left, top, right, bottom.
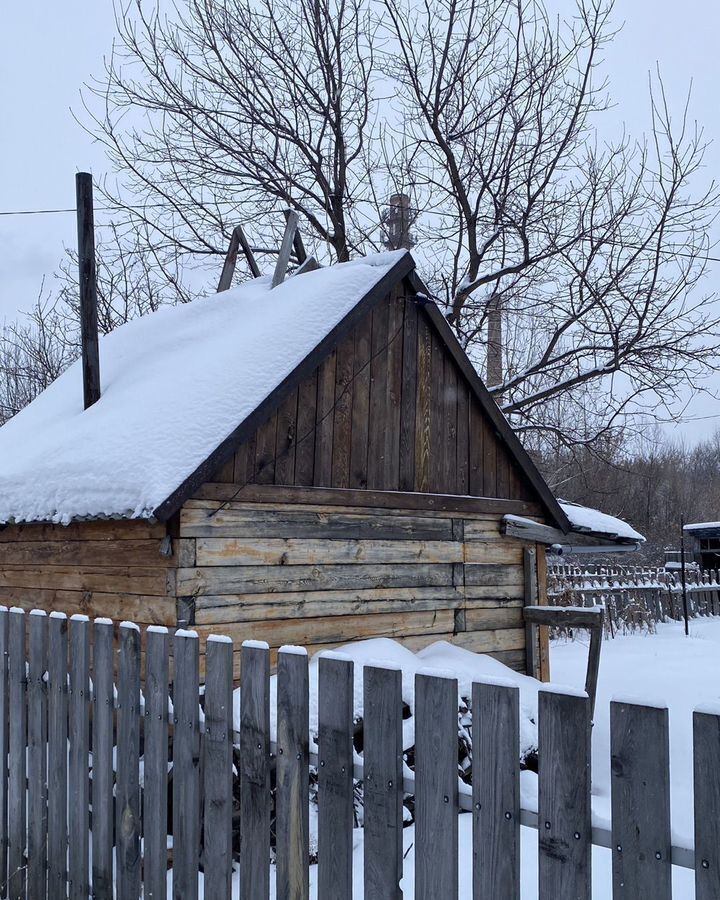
0, 250, 641, 678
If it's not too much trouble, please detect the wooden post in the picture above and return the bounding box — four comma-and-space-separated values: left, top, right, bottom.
144, 627, 169, 900
117, 623, 141, 900
92, 618, 115, 899
680, 516, 689, 634
75, 172, 101, 409
47, 613, 68, 899
694, 709, 720, 900
69, 614, 90, 900
271, 211, 299, 288
0, 608, 9, 896
8, 609, 26, 900
217, 224, 261, 291
27, 612, 48, 900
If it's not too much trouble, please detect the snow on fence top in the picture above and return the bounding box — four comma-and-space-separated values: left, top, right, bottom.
558, 500, 645, 542
0, 250, 408, 525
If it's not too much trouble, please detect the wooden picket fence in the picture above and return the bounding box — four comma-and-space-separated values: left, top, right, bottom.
0, 606, 719, 899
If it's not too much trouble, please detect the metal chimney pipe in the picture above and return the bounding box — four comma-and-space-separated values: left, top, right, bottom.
76, 172, 101, 409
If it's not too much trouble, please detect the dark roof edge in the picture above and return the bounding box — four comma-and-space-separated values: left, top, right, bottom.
408, 272, 571, 533
152, 251, 416, 521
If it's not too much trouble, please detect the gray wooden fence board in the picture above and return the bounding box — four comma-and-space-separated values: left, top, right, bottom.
363, 665, 402, 900
275, 649, 310, 900
144, 627, 169, 900
69, 616, 91, 900
694, 709, 720, 900
27, 611, 48, 899
173, 630, 200, 900
240, 642, 271, 900
318, 655, 354, 900
538, 689, 591, 900
473, 681, 520, 900
610, 700, 672, 899
117, 623, 141, 900
203, 636, 233, 900
8, 609, 26, 900
0, 608, 9, 896
47, 613, 68, 900
415, 673, 458, 900
91, 619, 115, 899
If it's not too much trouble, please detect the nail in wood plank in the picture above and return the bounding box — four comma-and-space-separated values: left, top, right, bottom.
144, 627, 169, 900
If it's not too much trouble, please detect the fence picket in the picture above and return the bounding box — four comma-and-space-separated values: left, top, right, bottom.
69, 615, 90, 900
363, 665, 403, 900
92, 618, 115, 899
117, 623, 141, 900
473, 681, 519, 900
610, 701, 671, 899
694, 709, 720, 900
415, 672, 458, 900
144, 626, 169, 900
318, 654, 354, 900
173, 629, 200, 900
276, 648, 310, 900
538, 688, 591, 900
8, 608, 26, 900
27, 611, 48, 899
240, 641, 271, 900
0, 608, 9, 897
203, 635, 234, 900
47, 613, 68, 900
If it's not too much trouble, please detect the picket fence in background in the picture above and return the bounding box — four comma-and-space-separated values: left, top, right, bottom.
0, 606, 718, 899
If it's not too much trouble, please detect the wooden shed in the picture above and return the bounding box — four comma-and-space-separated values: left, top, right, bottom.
0, 250, 637, 678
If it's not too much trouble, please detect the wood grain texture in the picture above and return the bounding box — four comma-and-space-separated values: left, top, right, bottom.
8, 609, 26, 900
117, 624, 141, 900
47, 614, 68, 899
240, 644, 271, 900
415, 673, 458, 900
144, 628, 169, 900
69, 615, 90, 900
473, 681, 519, 900
92, 619, 115, 899
276, 650, 310, 900
0, 610, 7, 896
27, 612, 48, 900
538, 690, 591, 900
318, 656, 354, 900
363, 666, 403, 900
694, 710, 720, 900
611, 701, 671, 900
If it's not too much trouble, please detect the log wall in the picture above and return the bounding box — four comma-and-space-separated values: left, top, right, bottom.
177, 486, 532, 677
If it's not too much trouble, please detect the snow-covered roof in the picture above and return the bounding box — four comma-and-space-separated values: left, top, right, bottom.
683, 521, 720, 533
0, 251, 409, 525
558, 500, 645, 543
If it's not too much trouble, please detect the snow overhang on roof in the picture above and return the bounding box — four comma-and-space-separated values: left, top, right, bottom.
683, 522, 720, 537
0, 250, 412, 525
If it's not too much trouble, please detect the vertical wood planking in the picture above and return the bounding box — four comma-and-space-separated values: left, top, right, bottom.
117, 623, 141, 900
27, 611, 48, 900
694, 709, 720, 900
523, 547, 539, 678
429, 332, 445, 492
456, 383, 469, 495
92, 619, 115, 899
144, 627, 169, 900
0, 609, 8, 897
318, 655, 354, 900
482, 424, 497, 497
443, 356, 458, 494
538, 689, 591, 900
173, 630, 201, 900
203, 636, 234, 900
349, 316, 372, 488
314, 352, 337, 486
47, 613, 68, 900
415, 673, 458, 900
276, 649, 310, 900
468, 400, 484, 496
240, 642, 271, 900
69, 614, 90, 900
275, 388, 299, 485
254, 412, 279, 485
610, 701, 671, 899
363, 665, 403, 900
399, 298, 418, 492
473, 681, 519, 900
8, 608, 26, 900
332, 335, 355, 488
368, 301, 390, 490
383, 291, 403, 490
415, 311, 432, 492
294, 371, 318, 486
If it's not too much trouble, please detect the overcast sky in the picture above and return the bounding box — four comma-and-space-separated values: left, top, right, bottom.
2, 0, 719, 439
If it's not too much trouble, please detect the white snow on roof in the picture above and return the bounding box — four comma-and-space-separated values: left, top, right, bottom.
0, 251, 409, 524
558, 500, 645, 542
683, 521, 720, 532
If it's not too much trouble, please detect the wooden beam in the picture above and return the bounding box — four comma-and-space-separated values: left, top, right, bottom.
75, 173, 101, 409
217, 225, 260, 290
284, 209, 307, 263
271, 211, 299, 288
292, 256, 319, 276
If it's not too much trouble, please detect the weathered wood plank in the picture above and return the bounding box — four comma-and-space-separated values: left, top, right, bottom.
0, 586, 176, 623
276, 649, 310, 900
294, 370, 318, 486
538, 689, 591, 900
398, 298, 417, 492
415, 673, 458, 900
47, 613, 68, 899
274, 387, 299, 486
482, 421, 498, 497
0, 539, 173, 567
173, 631, 201, 900
415, 310, 432, 492
92, 619, 115, 899
0, 519, 166, 542
694, 709, 720, 900
0, 566, 173, 598
27, 611, 48, 900
203, 636, 234, 899
383, 291, 404, 490
429, 330, 446, 494
611, 701, 671, 899
254, 411, 278, 485
313, 351, 336, 487
364, 665, 403, 900
452, 629, 526, 654
331, 334, 355, 489
461, 607, 524, 631
318, 655, 354, 900
468, 401, 484, 497
117, 623, 141, 900
473, 681, 519, 900
144, 627, 169, 900
240, 642, 271, 900
464, 563, 525, 587
69, 615, 91, 900
442, 354, 458, 495
0, 609, 8, 896
463, 541, 523, 565
368, 300, 390, 490
349, 314, 372, 489
456, 382, 469, 496
8, 609, 26, 900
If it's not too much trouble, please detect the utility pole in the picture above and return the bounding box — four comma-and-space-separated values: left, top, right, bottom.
680, 515, 689, 636
76, 172, 101, 409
